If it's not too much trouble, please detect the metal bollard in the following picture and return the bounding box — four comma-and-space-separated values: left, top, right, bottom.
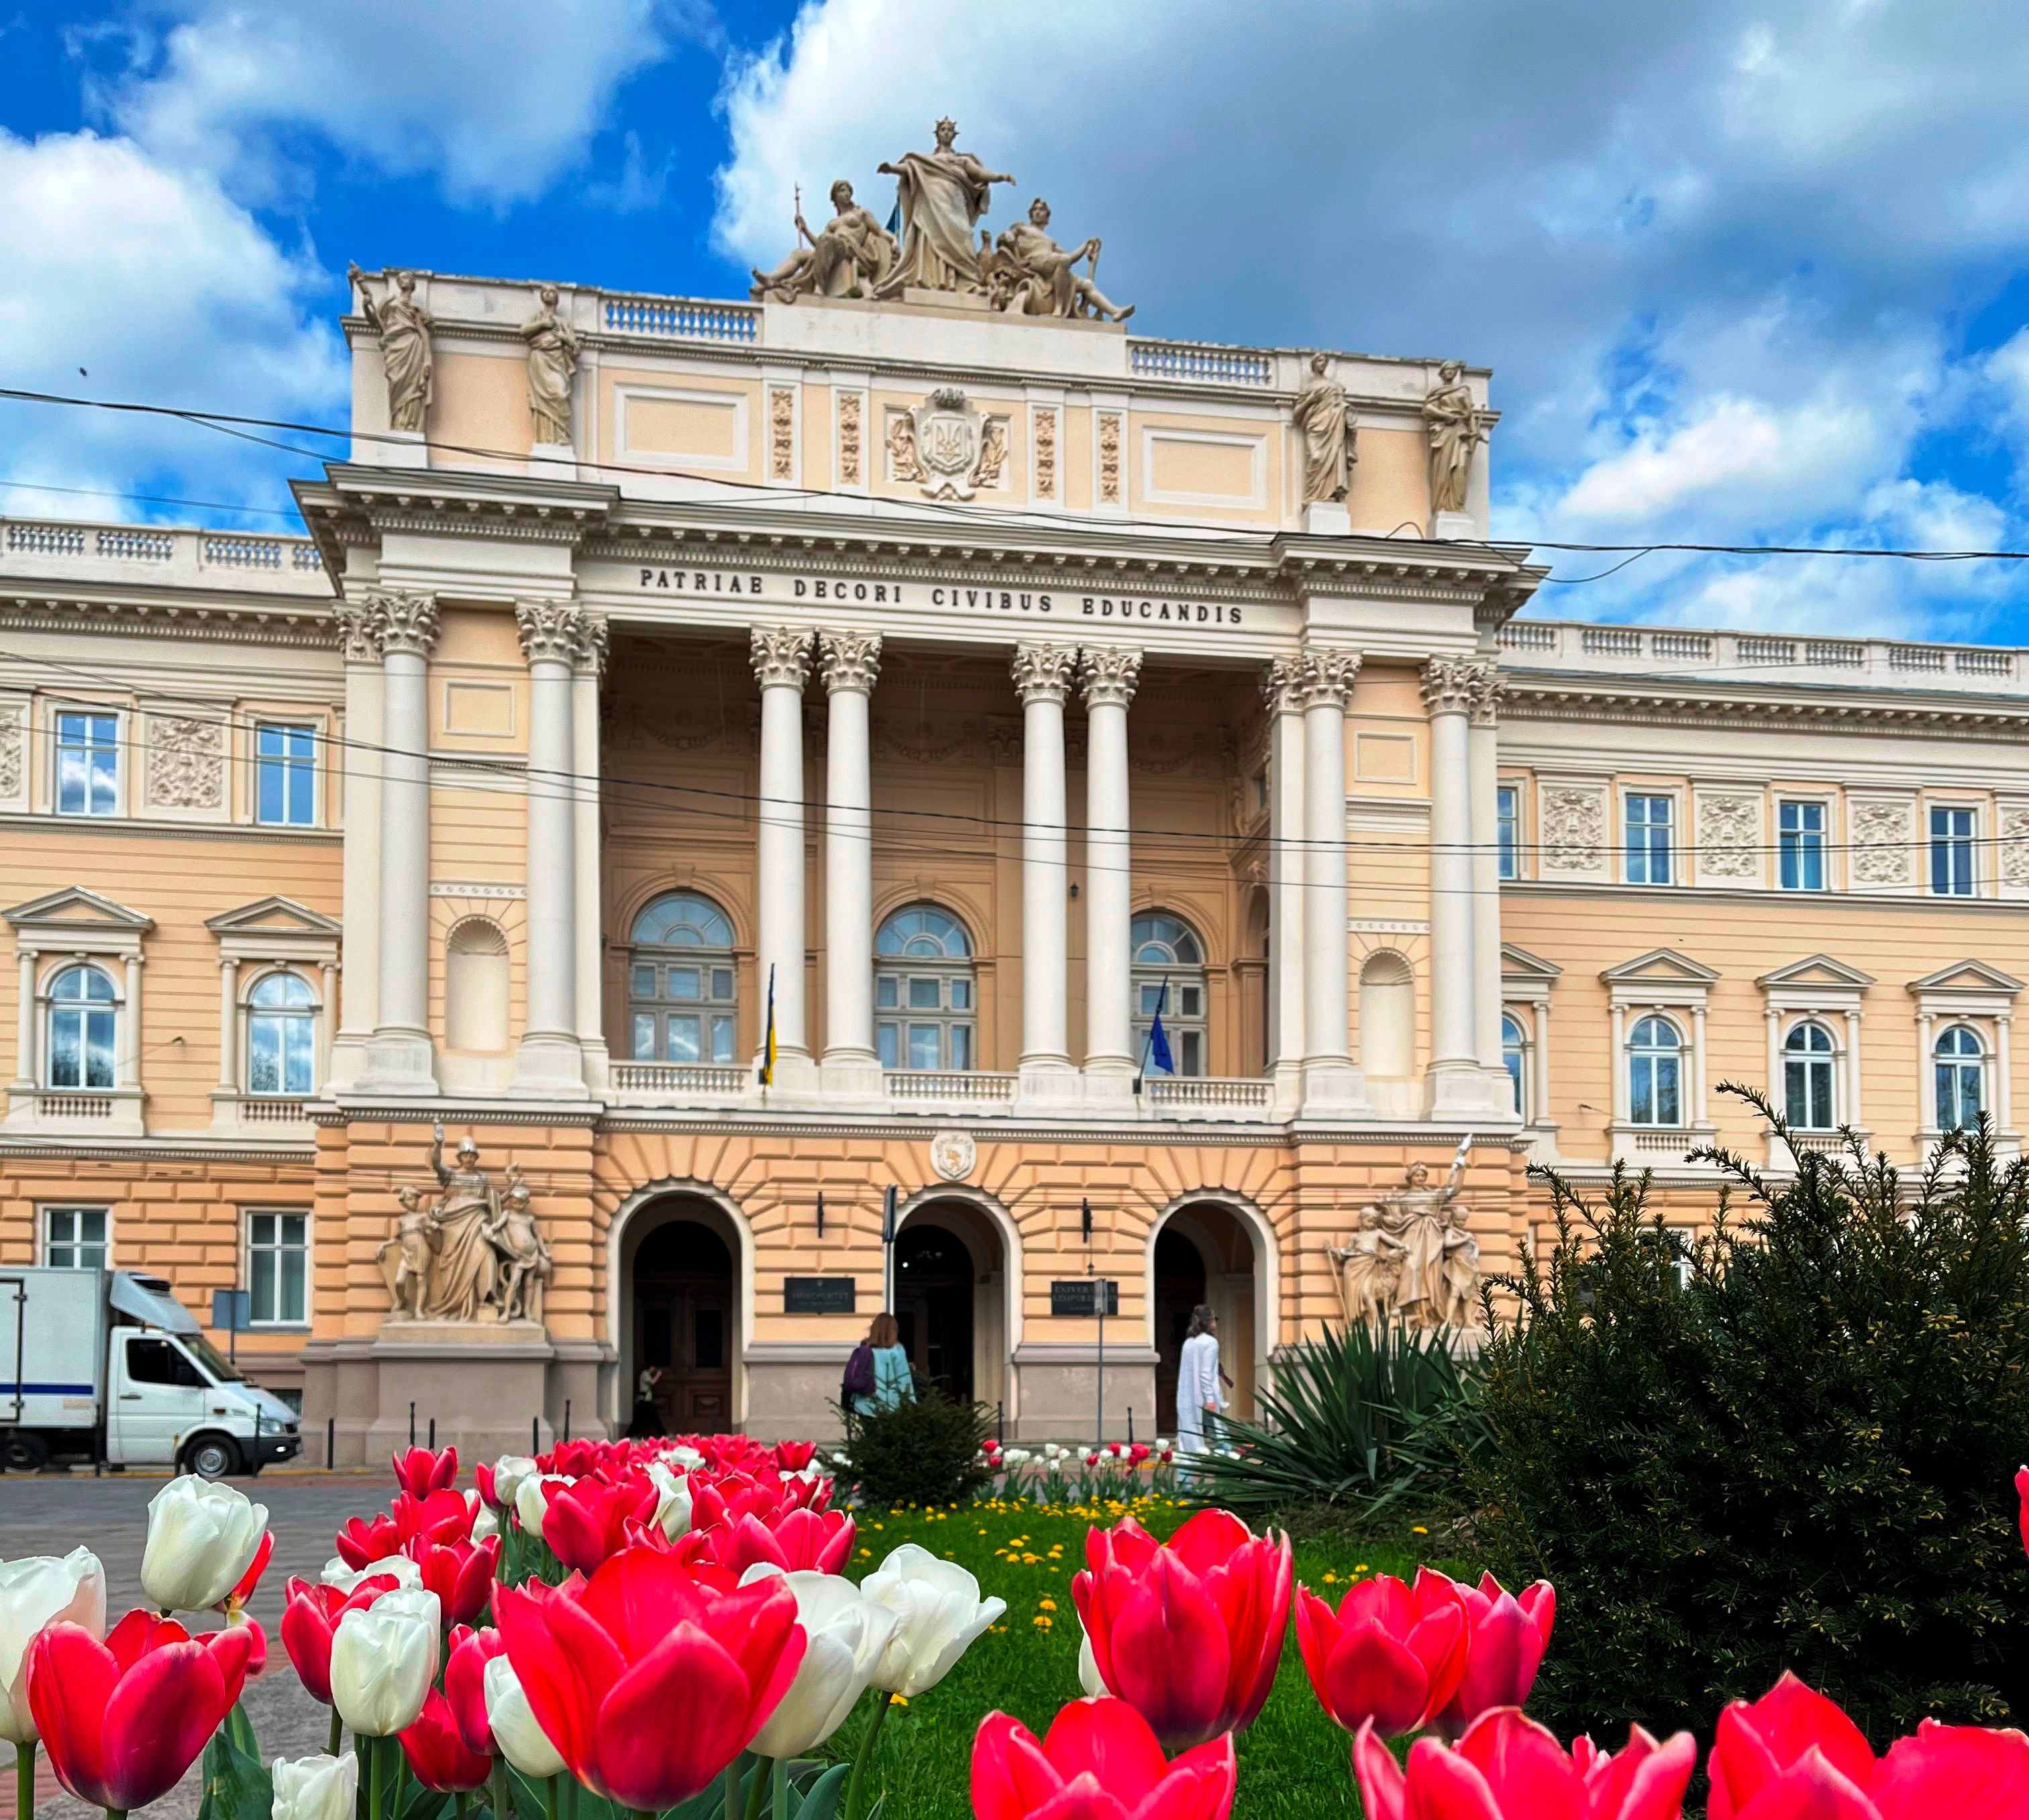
428, 1417, 435, 1450
531, 1415, 540, 1455
1127, 1407, 1135, 1445
563, 1399, 572, 1442
326, 1417, 335, 1470
409, 1401, 416, 1447
996, 1401, 1004, 1447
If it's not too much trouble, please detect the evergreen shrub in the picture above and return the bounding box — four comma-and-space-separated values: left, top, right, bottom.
836, 1379, 996, 1509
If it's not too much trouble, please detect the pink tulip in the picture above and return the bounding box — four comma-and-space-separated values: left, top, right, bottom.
1354, 1707, 1696, 1820
707, 1510, 855, 1579
972, 1699, 1236, 1820
392, 1446, 460, 1499
407, 1536, 501, 1629
1296, 1568, 1469, 1739
399, 1686, 492, 1793
1433, 1570, 1555, 1735
539, 1474, 662, 1576
443, 1625, 507, 1757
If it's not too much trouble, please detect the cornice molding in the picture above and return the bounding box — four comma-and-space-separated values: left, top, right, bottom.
1503, 678, 2029, 737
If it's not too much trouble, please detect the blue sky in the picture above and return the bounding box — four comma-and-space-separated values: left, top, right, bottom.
5, 0, 2029, 640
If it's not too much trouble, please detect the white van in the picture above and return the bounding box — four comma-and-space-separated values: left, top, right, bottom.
1, 1268, 301, 1478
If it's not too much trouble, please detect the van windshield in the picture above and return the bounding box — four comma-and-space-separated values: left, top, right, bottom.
179, 1333, 245, 1382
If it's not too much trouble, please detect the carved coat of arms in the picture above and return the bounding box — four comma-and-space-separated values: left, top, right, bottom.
911, 387, 983, 499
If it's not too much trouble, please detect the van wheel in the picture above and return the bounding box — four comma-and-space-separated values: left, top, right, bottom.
1, 1432, 50, 1473
181, 1435, 242, 1480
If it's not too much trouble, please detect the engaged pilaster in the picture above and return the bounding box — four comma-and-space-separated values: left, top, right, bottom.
1081, 647, 1142, 1101
1297, 645, 1364, 1115
1012, 643, 1077, 1103
570, 612, 610, 1091
819, 629, 883, 1097
1466, 663, 1514, 1115
1262, 657, 1308, 1103
328, 601, 384, 1090
751, 627, 815, 1088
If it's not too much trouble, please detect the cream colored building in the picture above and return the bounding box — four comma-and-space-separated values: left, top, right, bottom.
3, 228, 2024, 1464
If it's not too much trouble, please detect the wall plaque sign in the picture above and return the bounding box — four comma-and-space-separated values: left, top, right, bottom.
784, 1276, 858, 1315
1049, 1278, 1118, 1317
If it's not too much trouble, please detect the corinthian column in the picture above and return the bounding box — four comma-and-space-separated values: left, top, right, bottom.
751, 627, 814, 1088
1422, 656, 1496, 1114
512, 600, 586, 1097
1081, 647, 1141, 1103
819, 629, 883, 1097
1298, 645, 1363, 1115
360, 591, 439, 1093
1467, 664, 1511, 1111
570, 613, 609, 1091
1013, 644, 1077, 1103
1262, 657, 1308, 1101
328, 602, 382, 1090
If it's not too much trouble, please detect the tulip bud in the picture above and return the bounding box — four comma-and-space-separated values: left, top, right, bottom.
330, 1588, 440, 1735
646, 1460, 693, 1539
140, 1477, 270, 1614
482, 1653, 567, 1778
514, 1472, 570, 1535
271, 1753, 358, 1820
489, 1455, 538, 1514
0, 1548, 105, 1745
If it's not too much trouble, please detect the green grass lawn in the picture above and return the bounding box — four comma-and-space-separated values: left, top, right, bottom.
825, 1493, 1469, 1820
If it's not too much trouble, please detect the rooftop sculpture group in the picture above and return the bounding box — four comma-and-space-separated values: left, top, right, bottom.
378, 1123, 552, 1325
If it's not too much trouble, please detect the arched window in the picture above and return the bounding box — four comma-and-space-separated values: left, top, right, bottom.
1783, 1020, 1836, 1130
1131, 913, 1206, 1077
1934, 1023, 1985, 1133
1501, 1013, 1528, 1118
47, 965, 117, 1090
445, 920, 511, 1053
629, 893, 737, 1064
248, 971, 316, 1096
1359, 952, 1414, 1079
1628, 1015, 1683, 1127
876, 905, 974, 1071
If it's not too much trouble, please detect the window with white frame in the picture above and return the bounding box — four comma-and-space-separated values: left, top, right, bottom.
1624, 795, 1673, 885
1664, 1225, 1696, 1291
256, 725, 317, 826
1930, 807, 1975, 897
1628, 1015, 1683, 1125
46, 964, 117, 1089
1778, 801, 1826, 892
1497, 785, 1520, 881
1783, 1020, 1838, 1129
1934, 1023, 1985, 1131
629, 892, 737, 1064
247, 1210, 308, 1325
1131, 912, 1207, 1076
1500, 1012, 1527, 1116
43, 1206, 107, 1269
876, 905, 974, 1070
55, 711, 119, 817
248, 970, 317, 1095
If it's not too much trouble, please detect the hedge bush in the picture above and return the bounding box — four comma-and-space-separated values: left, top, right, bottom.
1469, 1095, 2029, 1742
835, 1379, 996, 1508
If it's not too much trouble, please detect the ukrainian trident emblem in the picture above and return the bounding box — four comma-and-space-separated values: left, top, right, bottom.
911, 387, 984, 499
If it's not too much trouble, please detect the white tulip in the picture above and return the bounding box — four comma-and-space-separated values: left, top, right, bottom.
0, 1549, 105, 1745
1077, 1625, 1108, 1699
471, 1505, 501, 1543
140, 1477, 268, 1614
663, 1444, 705, 1470
739, 1566, 898, 1758
645, 1461, 692, 1540
862, 1545, 1006, 1698
515, 1473, 572, 1535
488, 1455, 538, 1513
329, 1589, 440, 1735
319, 1554, 422, 1595
270, 1754, 356, 1820
482, 1654, 566, 1778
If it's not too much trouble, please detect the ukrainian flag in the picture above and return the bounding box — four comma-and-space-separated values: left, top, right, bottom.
758, 963, 778, 1086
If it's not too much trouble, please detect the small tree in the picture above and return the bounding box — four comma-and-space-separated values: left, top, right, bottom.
1469, 1095, 2029, 1742
835, 1379, 996, 1509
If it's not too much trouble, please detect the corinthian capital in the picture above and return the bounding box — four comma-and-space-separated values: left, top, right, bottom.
750, 625, 813, 691
1261, 655, 1306, 717
515, 599, 586, 666
571, 611, 611, 678
365, 591, 439, 659
332, 600, 382, 664
1080, 646, 1142, 710
1295, 645, 1361, 709
1420, 655, 1494, 718
1469, 666, 1504, 727
1011, 642, 1078, 706
817, 628, 883, 695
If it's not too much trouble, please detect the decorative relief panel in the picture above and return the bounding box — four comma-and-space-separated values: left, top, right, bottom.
1097, 412, 1123, 505
148, 715, 225, 810
0, 704, 23, 804
2001, 806, 2029, 889
1695, 792, 1761, 882
1033, 409, 1057, 500
837, 391, 863, 488
1850, 798, 1916, 887
1539, 785, 1606, 874
768, 387, 795, 481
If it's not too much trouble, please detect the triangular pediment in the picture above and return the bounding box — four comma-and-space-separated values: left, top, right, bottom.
205, 897, 342, 938
1909, 959, 2024, 995
3, 887, 152, 931
1501, 943, 1563, 981
1600, 947, 1720, 986
1757, 954, 1875, 991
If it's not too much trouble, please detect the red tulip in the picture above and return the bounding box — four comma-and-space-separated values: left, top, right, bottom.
709, 1510, 855, 1578
444, 1625, 507, 1756
772, 1441, 817, 1472
334, 1512, 403, 1572
494, 1544, 805, 1809
1708, 1673, 1878, 1820
541, 1474, 662, 1576
2017, 1466, 2028, 1562
280, 1574, 401, 1704
407, 1536, 501, 1629
1869, 1719, 2029, 1820
1353, 1707, 1696, 1820
1433, 1571, 1555, 1735
972, 1699, 1235, 1820
395, 1488, 477, 1550
25, 1610, 254, 1813
1296, 1568, 1469, 1739
399, 1685, 492, 1793
1070, 1509, 1292, 1752
393, 1446, 460, 1499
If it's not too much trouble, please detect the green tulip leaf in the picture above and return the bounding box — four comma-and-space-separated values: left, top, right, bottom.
197, 1701, 272, 1820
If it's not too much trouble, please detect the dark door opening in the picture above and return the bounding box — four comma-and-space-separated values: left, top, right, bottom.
894, 1221, 974, 1403
1153, 1227, 1207, 1436
633, 1217, 734, 1433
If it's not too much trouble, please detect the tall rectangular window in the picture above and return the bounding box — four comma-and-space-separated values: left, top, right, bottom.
248, 1211, 308, 1324
1778, 801, 1826, 891
1497, 785, 1520, 880
1625, 794, 1673, 886
1930, 806, 1975, 897
256, 725, 317, 826
44, 1206, 108, 1269
54, 713, 119, 817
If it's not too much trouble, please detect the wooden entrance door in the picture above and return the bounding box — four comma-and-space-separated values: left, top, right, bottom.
894, 1222, 974, 1403
1153, 1227, 1207, 1436
633, 1218, 734, 1433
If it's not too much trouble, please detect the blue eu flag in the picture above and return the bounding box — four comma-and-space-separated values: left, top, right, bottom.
1145, 978, 1176, 1076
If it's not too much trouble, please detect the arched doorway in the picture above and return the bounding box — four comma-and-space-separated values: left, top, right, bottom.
1147, 1199, 1266, 1429
628, 1209, 735, 1433
1153, 1227, 1206, 1435
892, 1196, 1012, 1415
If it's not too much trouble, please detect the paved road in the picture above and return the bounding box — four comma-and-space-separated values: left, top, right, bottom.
1, 1474, 395, 1820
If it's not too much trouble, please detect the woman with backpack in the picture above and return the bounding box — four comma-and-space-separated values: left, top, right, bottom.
843, 1311, 915, 1415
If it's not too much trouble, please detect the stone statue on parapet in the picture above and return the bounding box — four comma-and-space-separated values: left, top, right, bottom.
1424, 360, 1493, 517
1330, 1139, 1481, 1331
1294, 353, 1356, 505
750, 179, 899, 303
984, 198, 1135, 321
349, 265, 434, 435
522, 285, 580, 444
876, 117, 1015, 296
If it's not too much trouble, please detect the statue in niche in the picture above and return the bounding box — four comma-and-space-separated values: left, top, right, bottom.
1329, 1142, 1481, 1331
750, 179, 899, 302
984, 199, 1135, 321
522, 285, 580, 445
1293, 353, 1356, 505
1423, 360, 1493, 517
876, 117, 1016, 296
349, 265, 434, 434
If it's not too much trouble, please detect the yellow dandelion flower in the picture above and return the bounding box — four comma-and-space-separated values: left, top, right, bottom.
1033, 1615, 1053, 1629
1039, 1598, 1057, 1611
1412, 1526, 1428, 1535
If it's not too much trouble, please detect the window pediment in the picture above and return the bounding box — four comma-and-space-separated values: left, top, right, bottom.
1758, 954, 1873, 1013
208, 896, 340, 968
1602, 947, 1717, 1009
5, 887, 152, 936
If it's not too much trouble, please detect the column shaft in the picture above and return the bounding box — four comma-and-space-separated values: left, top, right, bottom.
1263, 661, 1307, 1087
1422, 658, 1494, 1114
333, 609, 383, 1068
217, 958, 240, 1093
572, 619, 609, 1072
1082, 648, 1141, 1088
1014, 645, 1076, 1093
1299, 646, 1361, 1112
820, 631, 882, 1092
14, 950, 36, 1089
1467, 687, 1505, 1076
123, 956, 142, 1090
753, 628, 813, 1078
513, 602, 586, 1095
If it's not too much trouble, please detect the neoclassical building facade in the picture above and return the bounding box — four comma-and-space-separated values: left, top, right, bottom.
5, 192, 2028, 1458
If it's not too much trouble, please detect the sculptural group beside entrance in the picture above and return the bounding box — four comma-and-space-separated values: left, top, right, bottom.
1329, 1144, 1483, 1332
378, 1123, 552, 1325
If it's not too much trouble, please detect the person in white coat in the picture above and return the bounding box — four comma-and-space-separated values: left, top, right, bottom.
1175, 1304, 1227, 1461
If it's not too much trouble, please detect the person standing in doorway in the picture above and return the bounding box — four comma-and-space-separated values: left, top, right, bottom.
853, 1312, 915, 1416
628, 1364, 665, 1437
1176, 1305, 1226, 1460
